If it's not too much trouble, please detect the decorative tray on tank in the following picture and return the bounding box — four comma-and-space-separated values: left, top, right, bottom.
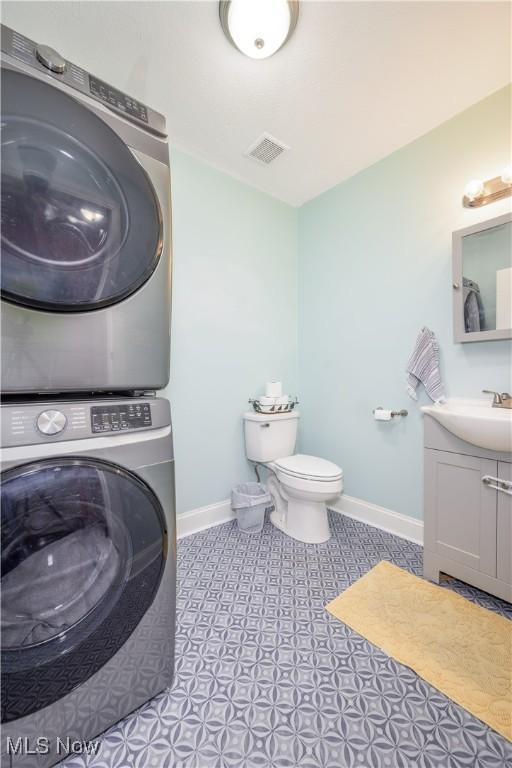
249, 397, 299, 415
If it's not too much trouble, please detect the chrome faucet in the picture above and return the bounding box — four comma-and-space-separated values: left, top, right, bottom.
482, 390, 512, 409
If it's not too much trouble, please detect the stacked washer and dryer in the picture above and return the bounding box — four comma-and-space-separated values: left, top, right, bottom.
1, 25, 176, 768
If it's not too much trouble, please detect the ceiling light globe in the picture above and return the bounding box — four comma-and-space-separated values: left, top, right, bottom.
220, 0, 298, 60
464, 179, 485, 201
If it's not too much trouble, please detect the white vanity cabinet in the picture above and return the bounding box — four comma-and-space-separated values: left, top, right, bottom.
423, 416, 512, 603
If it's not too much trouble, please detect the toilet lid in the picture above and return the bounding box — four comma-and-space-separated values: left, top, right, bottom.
274, 454, 343, 481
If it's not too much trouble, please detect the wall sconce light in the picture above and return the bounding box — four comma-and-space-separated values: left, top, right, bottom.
463, 167, 512, 208
501, 165, 512, 184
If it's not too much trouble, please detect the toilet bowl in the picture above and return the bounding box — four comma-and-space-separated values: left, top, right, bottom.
266, 454, 343, 543
243, 410, 343, 544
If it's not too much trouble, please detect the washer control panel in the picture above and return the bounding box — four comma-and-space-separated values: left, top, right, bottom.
37, 409, 67, 435
91, 402, 152, 433
1, 399, 166, 448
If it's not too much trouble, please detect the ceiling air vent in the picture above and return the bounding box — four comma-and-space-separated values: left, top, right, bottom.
244, 133, 289, 166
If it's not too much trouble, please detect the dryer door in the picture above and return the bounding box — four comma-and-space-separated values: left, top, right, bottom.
1, 457, 167, 723
1, 68, 162, 312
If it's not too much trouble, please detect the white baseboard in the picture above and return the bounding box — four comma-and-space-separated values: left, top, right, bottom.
177, 493, 423, 546
177, 498, 234, 539
329, 494, 424, 545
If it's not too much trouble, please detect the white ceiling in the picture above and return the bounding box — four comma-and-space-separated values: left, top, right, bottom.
3, 1, 511, 206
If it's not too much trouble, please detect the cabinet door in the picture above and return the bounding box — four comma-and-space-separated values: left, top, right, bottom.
497, 462, 512, 585
425, 450, 497, 577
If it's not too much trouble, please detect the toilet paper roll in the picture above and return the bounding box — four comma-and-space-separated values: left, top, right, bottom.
265, 381, 282, 397
374, 409, 392, 421
275, 395, 289, 405
259, 396, 277, 406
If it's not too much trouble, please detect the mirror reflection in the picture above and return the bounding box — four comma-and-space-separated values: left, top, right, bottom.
461, 221, 512, 333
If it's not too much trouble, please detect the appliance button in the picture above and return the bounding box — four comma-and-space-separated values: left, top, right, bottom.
35, 44, 67, 74
37, 410, 67, 436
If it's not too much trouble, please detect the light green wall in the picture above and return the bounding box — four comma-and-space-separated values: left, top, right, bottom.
297, 85, 512, 521
165, 149, 298, 515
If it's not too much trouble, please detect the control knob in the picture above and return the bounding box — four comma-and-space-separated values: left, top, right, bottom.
37, 410, 67, 436
35, 44, 66, 74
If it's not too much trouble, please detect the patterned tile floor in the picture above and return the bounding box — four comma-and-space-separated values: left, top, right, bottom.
63, 512, 512, 768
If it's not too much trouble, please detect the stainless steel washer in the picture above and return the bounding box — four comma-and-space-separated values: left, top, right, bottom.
1, 25, 172, 394
1, 396, 176, 768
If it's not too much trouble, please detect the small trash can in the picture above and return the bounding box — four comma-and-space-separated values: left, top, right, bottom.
231, 482, 272, 534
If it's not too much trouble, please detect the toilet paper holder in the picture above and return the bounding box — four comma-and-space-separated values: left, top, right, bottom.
373, 407, 408, 417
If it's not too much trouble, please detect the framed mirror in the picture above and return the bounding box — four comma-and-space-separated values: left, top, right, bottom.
453, 212, 512, 342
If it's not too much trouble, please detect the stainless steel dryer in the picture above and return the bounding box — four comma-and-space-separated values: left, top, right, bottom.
1, 25, 172, 394
1, 396, 176, 768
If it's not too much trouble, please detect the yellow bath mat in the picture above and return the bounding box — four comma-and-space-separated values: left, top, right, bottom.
325, 560, 512, 740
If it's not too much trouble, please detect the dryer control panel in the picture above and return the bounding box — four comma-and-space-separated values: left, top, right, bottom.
89, 76, 149, 125
0, 24, 166, 136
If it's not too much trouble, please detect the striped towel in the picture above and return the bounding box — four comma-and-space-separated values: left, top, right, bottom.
406, 327, 445, 403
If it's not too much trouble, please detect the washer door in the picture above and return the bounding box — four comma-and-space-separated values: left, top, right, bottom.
1, 458, 166, 723
1, 68, 162, 312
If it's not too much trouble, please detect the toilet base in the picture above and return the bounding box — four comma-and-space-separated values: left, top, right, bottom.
268, 475, 332, 544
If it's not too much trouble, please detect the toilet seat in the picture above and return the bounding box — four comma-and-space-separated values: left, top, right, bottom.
272, 454, 343, 482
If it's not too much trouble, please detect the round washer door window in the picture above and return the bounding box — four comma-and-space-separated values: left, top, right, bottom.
1, 458, 166, 723
1, 69, 162, 312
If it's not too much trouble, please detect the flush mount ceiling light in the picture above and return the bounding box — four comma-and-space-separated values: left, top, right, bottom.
219, 0, 299, 59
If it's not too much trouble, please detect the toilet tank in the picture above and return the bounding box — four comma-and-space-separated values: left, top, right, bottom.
243, 411, 299, 462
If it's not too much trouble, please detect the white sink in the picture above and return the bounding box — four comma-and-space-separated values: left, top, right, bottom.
421, 398, 512, 453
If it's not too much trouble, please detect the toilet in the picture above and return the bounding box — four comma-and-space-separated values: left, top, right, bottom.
243, 410, 343, 544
